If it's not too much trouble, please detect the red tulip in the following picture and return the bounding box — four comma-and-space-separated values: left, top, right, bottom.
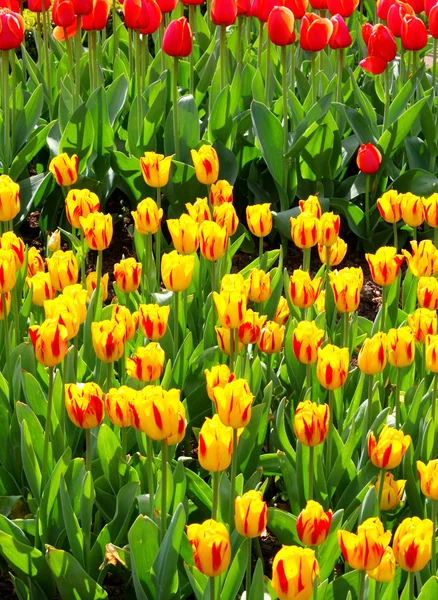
401, 14, 428, 49
53, 22, 78, 39
72, 0, 93, 14
329, 14, 352, 49
181, 0, 204, 5
81, 0, 110, 29
162, 16, 192, 56
284, 0, 308, 18
52, 0, 76, 27
0, 8, 25, 50
156, 0, 177, 11
328, 0, 359, 17
310, 0, 328, 8
211, 0, 238, 25
362, 21, 373, 44
360, 55, 389, 74
430, 4, 438, 37
253, 0, 284, 22
387, 0, 414, 37
123, 0, 150, 29
140, 0, 162, 34
28, 0, 50, 11
425, 0, 437, 16
300, 12, 333, 51
0, 0, 20, 12
377, 0, 395, 19
404, 0, 424, 12
267, 6, 295, 45
237, 0, 251, 14
367, 23, 397, 61
357, 144, 382, 174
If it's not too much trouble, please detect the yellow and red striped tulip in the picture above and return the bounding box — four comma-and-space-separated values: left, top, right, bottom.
199, 221, 228, 261
299, 196, 322, 218
49, 153, 79, 187
246, 203, 272, 237
65, 188, 100, 228
140, 152, 172, 188
186, 198, 211, 223
294, 400, 330, 446
289, 269, 322, 309
187, 520, 231, 577
367, 547, 396, 583
318, 237, 348, 267
210, 180, 233, 206
257, 320, 285, 354
0, 175, 20, 221
290, 212, 321, 249
357, 333, 387, 375
273, 296, 290, 326
65, 382, 104, 429
46, 250, 79, 291
213, 203, 238, 236
320, 212, 340, 246
423, 193, 438, 228
0, 249, 16, 293
417, 459, 438, 500
91, 320, 125, 363
417, 276, 438, 310
0, 232, 25, 270
167, 214, 200, 255
296, 501, 332, 546
198, 414, 233, 472
29, 319, 69, 366
27, 246, 44, 277
129, 386, 185, 444
204, 364, 235, 402
106, 386, 136, 428
62, 284, 88, 324
400, 192, 424, 228
213, 289, 247, 329
212, 378, 253, 429
190, 145, 219, 185
338, 518, 391, 571
235, 491, 267, 538
26, 272, 55, 306
377, 190, 402, 223
375, 472, 406, 511
216, 327, 244, 355
114, 257, 142, 293
132, 198, 163, 234
138, 303, 170, 341
402, 240, 438, 278
112, 304, 139, 342
317, 344, 349, 390
387, 327, 415, 367
44, 296, 80, 340
238, 309, 266, 345
126, 343, 165, 382
293, 320, 324, 364
366, 246, 404, 286
247, 269, 271, 303
272, 546, 319, 600
161, 251, 195, 292
329, 267, 363, 313
368, 425, 411, 469
86, 271, 109, 303
408, 308, 437, 343
393, 517, 433, 572
80, 212, 113, 251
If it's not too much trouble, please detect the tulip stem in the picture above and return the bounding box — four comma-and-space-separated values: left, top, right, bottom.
11, 287, 20, 349
121, 427, 128, 458
89, 31, 98, 92
303, 248, 311, 273
106, 361, 113, 393
220, 25, 227, 91
376, 468, 385, 516
380, 285, 387, 333
358, 570, 366, 600
160, 441, 168, 541
1, 51, 10, 175
393, 222, 398, 250
95, 249, 103, 315
135, 31, 143, 129
212, 471, 220, 520
306, 363, 312, 397
229, 428, 238, 533
42, 2, 52, 119
336, 48, 344, 105
383, 67, 390, 131
10, 54, 16, 156
237, 16, 243, 72
374, 582, 381, 600
155, 187, 161, 292
264, 37, 271, 104
112, 0, 117, 65
42, 366, 55, 491
266, 352, 273, 385
257, 22, 264, 73
408, 571, 414, 600
85, 428, 92, 473
173, 290, 180, 358
80, 229, 87, 289
75, 16, 82, 109
433, 39, 437, 105
311, 53, 317, 105
189, 6, 195, 95
342, 312, 349, 350
365, 174, 371, 241
211, 259, 217, 294
246, 537, 252, 593
366, 374, 374, 436
326, 390, 334, 473
146, 435, 155, 517
433, 373, 438, 443
2, 295, 12, 405
395, 367, 403, 429
209, 577, 216, 600
65, 33, 75, 96
281, 45, 289, 194
308, 445, 314, 501
36, 14, 43, 69
173, 57, 180, 159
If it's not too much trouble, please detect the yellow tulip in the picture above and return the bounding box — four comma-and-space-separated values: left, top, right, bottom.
387, 326, 415, 367
272, 546, 319, 600
0, 175, 20, 221
29, 319, 69, 366
377, 190, 402, 224
357, 333, 387, 375
167, 214, 199, 254
132, 198, 163, 234
235, 491, 268, 538
212, 378, 253, 429
393, 517, 433, 572
296, 501, 332, 546
161, 251, 195, 292
198, 414, 233, 472
316, 344, 349, 390
140, 152, 172, 188
338, 518, 391, 571
294, 400, 330, 446
246, 203, 272, 237
366, 246, 404, 286
65, 383, 104, 429
290, 212, 321, 249
368, 425, 411, 469
65, 188, 100, 228
374, 472, 406, 511
190, 145, 219, 185
186, 520, 230, 577
49, 153, 79, 187
402, 240, 438, 278
210, 180, 233, 206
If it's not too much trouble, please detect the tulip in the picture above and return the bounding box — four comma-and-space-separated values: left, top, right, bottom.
400, 192, 424, 228
273, 296, 290, 326
366, 246, 404, 286
80, 212, 113, 251
418, 277, 438, 310
213, 289, 247, 329
27, 247, 45, 278
216, 326, 244, 355
65, 383, 105, 428
140, 0, 162, 35
247, 269, 271, 303
283, 0, 307, 18
329, 267, 363, 313
375, 471, 406, 511
431, 4, 438, 39
317, 344, 349, 390
258, 320, 285, 354
237, 0, 251, 13
198, 414, 233, 471
186, 198, 212, 223
163, 16, 192, 57
300, 13, 333, 51
52, 0, 76, 28
316, 291, 326, 313
408, 308, 437, 344
211, 0, 238, 25
86, 272, 109, 303
290, 212, 321, 249
405, 0, 423, 12
47, 230, 61, 254
199, 221, 228, 261
0, 8, 25, 50
360, 55, 389, 75
387, 326, 415, 367
0, 175, 20, 223
338, 518, 391, 571
187, 520, 231, 577
358, 333, 387, 375
0, 232, 24, 270
327, 0, 359, 16
220, 273, 249, 294
210, 180, 233, 206
212, 378, 253, 429
81, 0, 110, 29
235, 491, 268, 538
423, 193, 438, 228
253, 0, 282, 22
238, 309, 266, 344
167, 214, 199, 254
393, 517, 433, 572
213, 203, 238, 237
91, 320, 125, 363
140, 152, 172, 188
417, 459, 438, 500
204, 364, 235, 401
357, 143, 382, 174
138, 303, 170, 341
377, 190, 402, 223
65, 188, 100, 228
44, 297, 80, 340
62, 284, 88, 324
368, 425, 411, 469
72, 0, 94, 13
267, 6, 296, 46
132, 198, 163, 235
129, 386, 185, 443
49, 153, 79, 187
387, 1, 414, 37
294, 400, 330, 446
272, 546, 319, 600
106, 386, 137, 428
299, 196, 322, 219
293, 320, 324, 364
310, 0, 327, 6
367, 22, 398, 60
123, 0, 150, 29
367, 547, 396, 583
156, 0, 177, 12
0, 292, 10, 320
246, 203, 272, 237
402, 240, 438, 278
290, 269, 322, 309
112, 304, 139, 342
0, 249, 15, 294
161, 251, 195, 291
426, 334, 438, 372
191, 145, 219, 185
329, 14, 352, 49
126, 343, 165, 382
296, 501, 332, 546
318, 237, 348, 267
319, 213, 340, 247
114, 257, 142, 293
401, 14, 428, 50
29, 319, 69, 366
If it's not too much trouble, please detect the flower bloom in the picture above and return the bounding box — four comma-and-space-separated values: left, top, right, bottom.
161, 251, 195, 291
210, 180, 233, 206
387, 1, 414, 37
53, 0, 76, 28
29, 319, 69, 366
81, 0, 111, 30
0, 231, 25, 270
417, 460, 438, 499
91, 320, 125, 363
368, 425, 411, 469
238, 309, 266, 345
47, 230, 61, 254
317, 344, 349, 390
290, 213, 321, 249
329, 14, 352, 48
213, 203, 238, 237
267, 6, 296, 46
114, 257, 142, 293
377, 190, 402, 223
246, 204, 272, 237
294, 400, 330, 446
247, 269, 271, 303
418, 277, 438, 310
65, 383, 104, 429
199, 221, 228, 261
106, 386, 136, 428
387, 326, 415, 367
320, 212, 340, 246
299, 13, 333, 51
0, 175, 20, 222
393, 518, 433, 572
27, 247, 45, 277
290, 269, 322, 309
361, 23, 397, 73
423, 193, 438, 228
86, 272, 109, 303
426, 334, 438, 372
408, 308, 437, 344
126, 343, 165, 383
211, 0, 238, 25
62, 284, 88, 323
401, 14, 428, 51
138, 303, 170, 341
167, 214, 199, 255
132, 198, 163, 235
204, 364, 235, 401
213, 379, 254, 429
80, 212, 113, 251
402, 240, 438, 278
235, 491, 268, 538
375, 471, 406, 511
198, 414, 233, 471
186, 198, 211, 223
318, 237, 348, 267
366, 246, 404, 286
356, 143, 382, 174
140, 152, 172, 188
112, 304, 139, 342
49, 153, 79, 187
65, 188, 100, 228
274, 296, 290, 326
272, 546, 319, 600
400, 193, 424, 228
258, 321, 285, 353
0, 8, 25, 50
300, 196, 322, 218
367, 547, 396, 583
296, 501, 333, 546
44, 296, 80, 340
329, 267, 363, 313
216, 327, 244, 355
0, 249, 16, 294
187, 520, 231, 577
358, 333, 387, 375
293, 320, 324, 364
327, 0, 359, 17
338, 518, 391, 571
191, 145, 219, 185
129, 386, 185, 444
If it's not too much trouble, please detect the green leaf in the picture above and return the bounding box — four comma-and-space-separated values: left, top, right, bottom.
13, 173, 54, 228
248, 558, 265, 600
20, 420, 42, 504
221, 538, 248, 600
391, 169, 438, 196
14, 85, 44, 155
46, 547, 108, 599
378, 98, 427, 158
251, 100, 284, 187
267, 508, 300, 546
59, 475, 84, 568
59, 103, 95, 172
97, 424, 123, 493
152, 503, 186, 600
128, 515, 160, 600
164, 96, 200, 165
208, 85, 233, 145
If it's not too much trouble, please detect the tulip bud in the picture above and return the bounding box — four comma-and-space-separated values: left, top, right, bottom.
272, 546, 319, 600
62, 284, 88, 324
187, 520, 231, 577
112, 304, 139, 342
376, 0, 393, 19
204, 364, 235, 401
29, 319, 69, 366
0, 8, 25, 50
213, 289, 247, 329
430, 4, 438, 39
248, 269, 271, 303
49, 153, 79, 187
423, 193, 438, 228
425, 334, 438, 372
161, 250, 195, 291
140, 152, 172, 188
320, 212, 340, 247
387, 1, 414, 37
198, 413, 233, 471
86, 272, 109, 303
106, 386, 137, 428
238, 309, 266, 344
191, 145, 219, 185
167, 214, 199, 255
358, 333, 387, 375
213, 203, 238, 236
338, 518, 391, 571
140, 0, 163, 34
0, 232, 25, 270
72, 0, 94, 14
284, 0, 308, 18
92, 320, 125, 363
210, 180, 233, 206
258, 320, 285, 353
329, 14, 352, 49
129, 386, 185, 443
408, 308, 437, 344
138, 303, 170, 341
81, 0, 111, 30
65, 382, 105, 428
402, 240, 438, 278
367, 23, 397, 61
300, 13, 333, 51
387, 326, 415, 367
212, 378, 253, 429
0, 175, 20, 222
293, 321, 324, 364
417, 459, 438, 500
400, 192, 424, 228
377, 190, 402, 223
296, 501, 333, 546
393, 517, 433, 572
126, 343, 165, 383
162, 17, 193, 57
211, 0, 238, 25
220, 273, 249, 295
366, 246, 404, 286
132, 198, 163, 235
235, 491, 268, 538
246, 203, 272, 237
186, 198, 211, 223
114, 257, 142, 293
216, 326, 244, 355
0, 249, 16, 294
401, 14, 428, 50
44, 297, 80, 340
267, 6, 296, 46
317, 344, 349, 390
123, 0, 151, 29
48, 230, 61, 253
200, 221, 228, 261
375, 472, 406, 511
80, 212, 113, 251
356, 143, 382, 174
368, 425, 411, 469
367, 547, 396, 583
53, 0, 76, 27
318, 237, 348, 267
329, 267, 363, 313
299, 196, 321, 218
273, 296, 290, 326
289, 269, 322, 309
27, 247, 45, 278
290, 212, 321, 249
65, 188, 100, 228
418, 277, 438, 310
327, 0, 358, 16
294, 400, 330, 446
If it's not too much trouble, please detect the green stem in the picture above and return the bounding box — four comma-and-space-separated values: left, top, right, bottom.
380, 285, 387, 332
257, 22, 264, 72
135, 31, 142, 129
358, 570, 366, 600
237, 16, 243, 72
365, 174, 371, 241
10, 54, 16, 156
160, 441, 168, 541
2, 51, 10, 175
281, 45, 288, 193
229, 428, 238, 532
311, 52, 317, 105
11, 287, 20, 349
75, 16, 82, 109
42, 366, 55, 490
65, 33, 75, 97
308, 444, 314, 501
95, 249, 103, 315
173, 291, 180, 359
264, 36, 271, 104
266, 352, 273, 385
173, 57, 180, 159
155, 187, 161, 291
220, 25, 227, 91
306, 363, 312, 396
342, 312, 349, 349
36, 14, 43, 69
106, 361, 113, 393
409, 571, 414, 600
291, 43, 295, 96
42, 2, 52, 118
376, 468, 385, 515
210, 577, 216, 600
393, 221, 398, 250
128, 29, 133, 81
146, 435, 155, 517
400, 46, 405, 87
189, 6, 195, 95
336, 48, 344, 104
326, 390, 334, 472
366, 374, 374, 434
383, 67, 390, 130
85, 428, 92, 473
212, 471, 220, 520
211, 259, 216, 294
246, 537, 252, 594
2, 295, 12, 405
303, 247, 311, 272
374, 582, 381, 600
89, 30, 98, 92
121, 427, 128, 458
112, 0, 117, 65
80, 230, 86, 288
229, 327, 236, 373
395, 367, 403, 429
433, 39, 437, 106
433, 373, 438, 444
159, 21, 165, 72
